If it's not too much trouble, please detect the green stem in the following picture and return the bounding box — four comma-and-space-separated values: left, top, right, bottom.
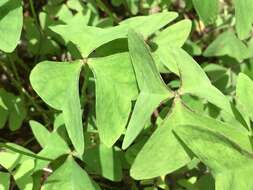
28, 0, 37, 23
95, 0, 120, 23
28, 0, 43, 63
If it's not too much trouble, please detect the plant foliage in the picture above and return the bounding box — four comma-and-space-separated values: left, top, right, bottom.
1, 0, 253, 189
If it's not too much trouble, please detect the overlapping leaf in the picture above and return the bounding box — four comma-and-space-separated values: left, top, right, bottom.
83, 144, 122, 181
0, 88, 26, 130
42, 156, 100, 190
30, 61, 84, 155
130, 99, 252, 179
170, 47, 235, 116
174, 124, 253, 190
88, 53, 138, 147
29, 121, 51, 148
152, 19, 192, 73
203, 31, 250, 62
236, 73, 253, 120
29, 120, 70, 171
50, 12, 177, 57
0, 146, 36, 190
152, 19, 192, 48
122, 30, 173, 149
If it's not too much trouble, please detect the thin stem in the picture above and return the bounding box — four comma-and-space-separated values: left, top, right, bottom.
28, 0, 43, 63
95, 0, 120, 23
28, 0, 37, 23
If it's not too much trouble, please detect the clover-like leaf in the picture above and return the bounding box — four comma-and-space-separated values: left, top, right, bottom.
130, 98, 252, 179
83, 144, 122, 181
152, 19, 192, 48
13, 159, 34, 190
236, 73, 253, 120
171, 47, 235, 116
0, 0, 23, 52
50, 12, 177, 58
88, 53, 138, 147
0, 172, 10, 190
119, 11, 178, 39
0, 88, 26, 131
203, 31, 250, 62
234, 0, 253, 40
152, 19, 192, 73
192, 0, 218, 25
30, 61, 84, 155
42, 156, 100, 190
29, 120, 70, 170
122, 30, 173, 149
29, 121, 51, 148
174, 124, 253, 190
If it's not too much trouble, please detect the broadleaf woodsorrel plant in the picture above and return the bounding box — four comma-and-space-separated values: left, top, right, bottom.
1, 0, 253, 189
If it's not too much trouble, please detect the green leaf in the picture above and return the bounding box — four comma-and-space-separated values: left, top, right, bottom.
0, 172, 10, 190
174, 124, 253, 190
152, 19, 192, 73
30, 60, 84, 155
203, 31, 250, 62
234, 0, 253, 40
174, 100, 251, 152
83, 144, 122, 181
50, 24, 123, 58
183, 40, 202, 56
24, 17, 60, 56
236, 73, 253, 120
122, 30, 173, 149
130, 99, 252, 179
0, 142, 51, 162
153, 19, 192, 48
0, 0, 23, 52
29, 120, 70, 165
130, 101, 190, 180
0, 97, 8, 129
171, 48, 234, 116
0, 151, 20, 171
192, 0, 218, 25
13, 159, 34, 190
153, 46, 179, 74
42, 156, 100, 190
50, 12, 177, 57
89, 53, 138, 147
29, 120, 51, 148
119, 12, 178, 39
8, 97, 26, 131
34, 129, 70, 171
0, 88, 26, 131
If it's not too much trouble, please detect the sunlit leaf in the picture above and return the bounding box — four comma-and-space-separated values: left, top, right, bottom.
122, 30, 173, 149
50, 12, 177, 57
192, 0, 218, 25
131, 98, 252, 179
0, 172, 10, 190
0, 0, 23, 52
30, 60, 84, 155
89, 53, 138, 147
42, 156, 101, 190
174, 124, 253, 190
234, 0, 253, 40
236, 73, 253, 120
203, 31, 250, 62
